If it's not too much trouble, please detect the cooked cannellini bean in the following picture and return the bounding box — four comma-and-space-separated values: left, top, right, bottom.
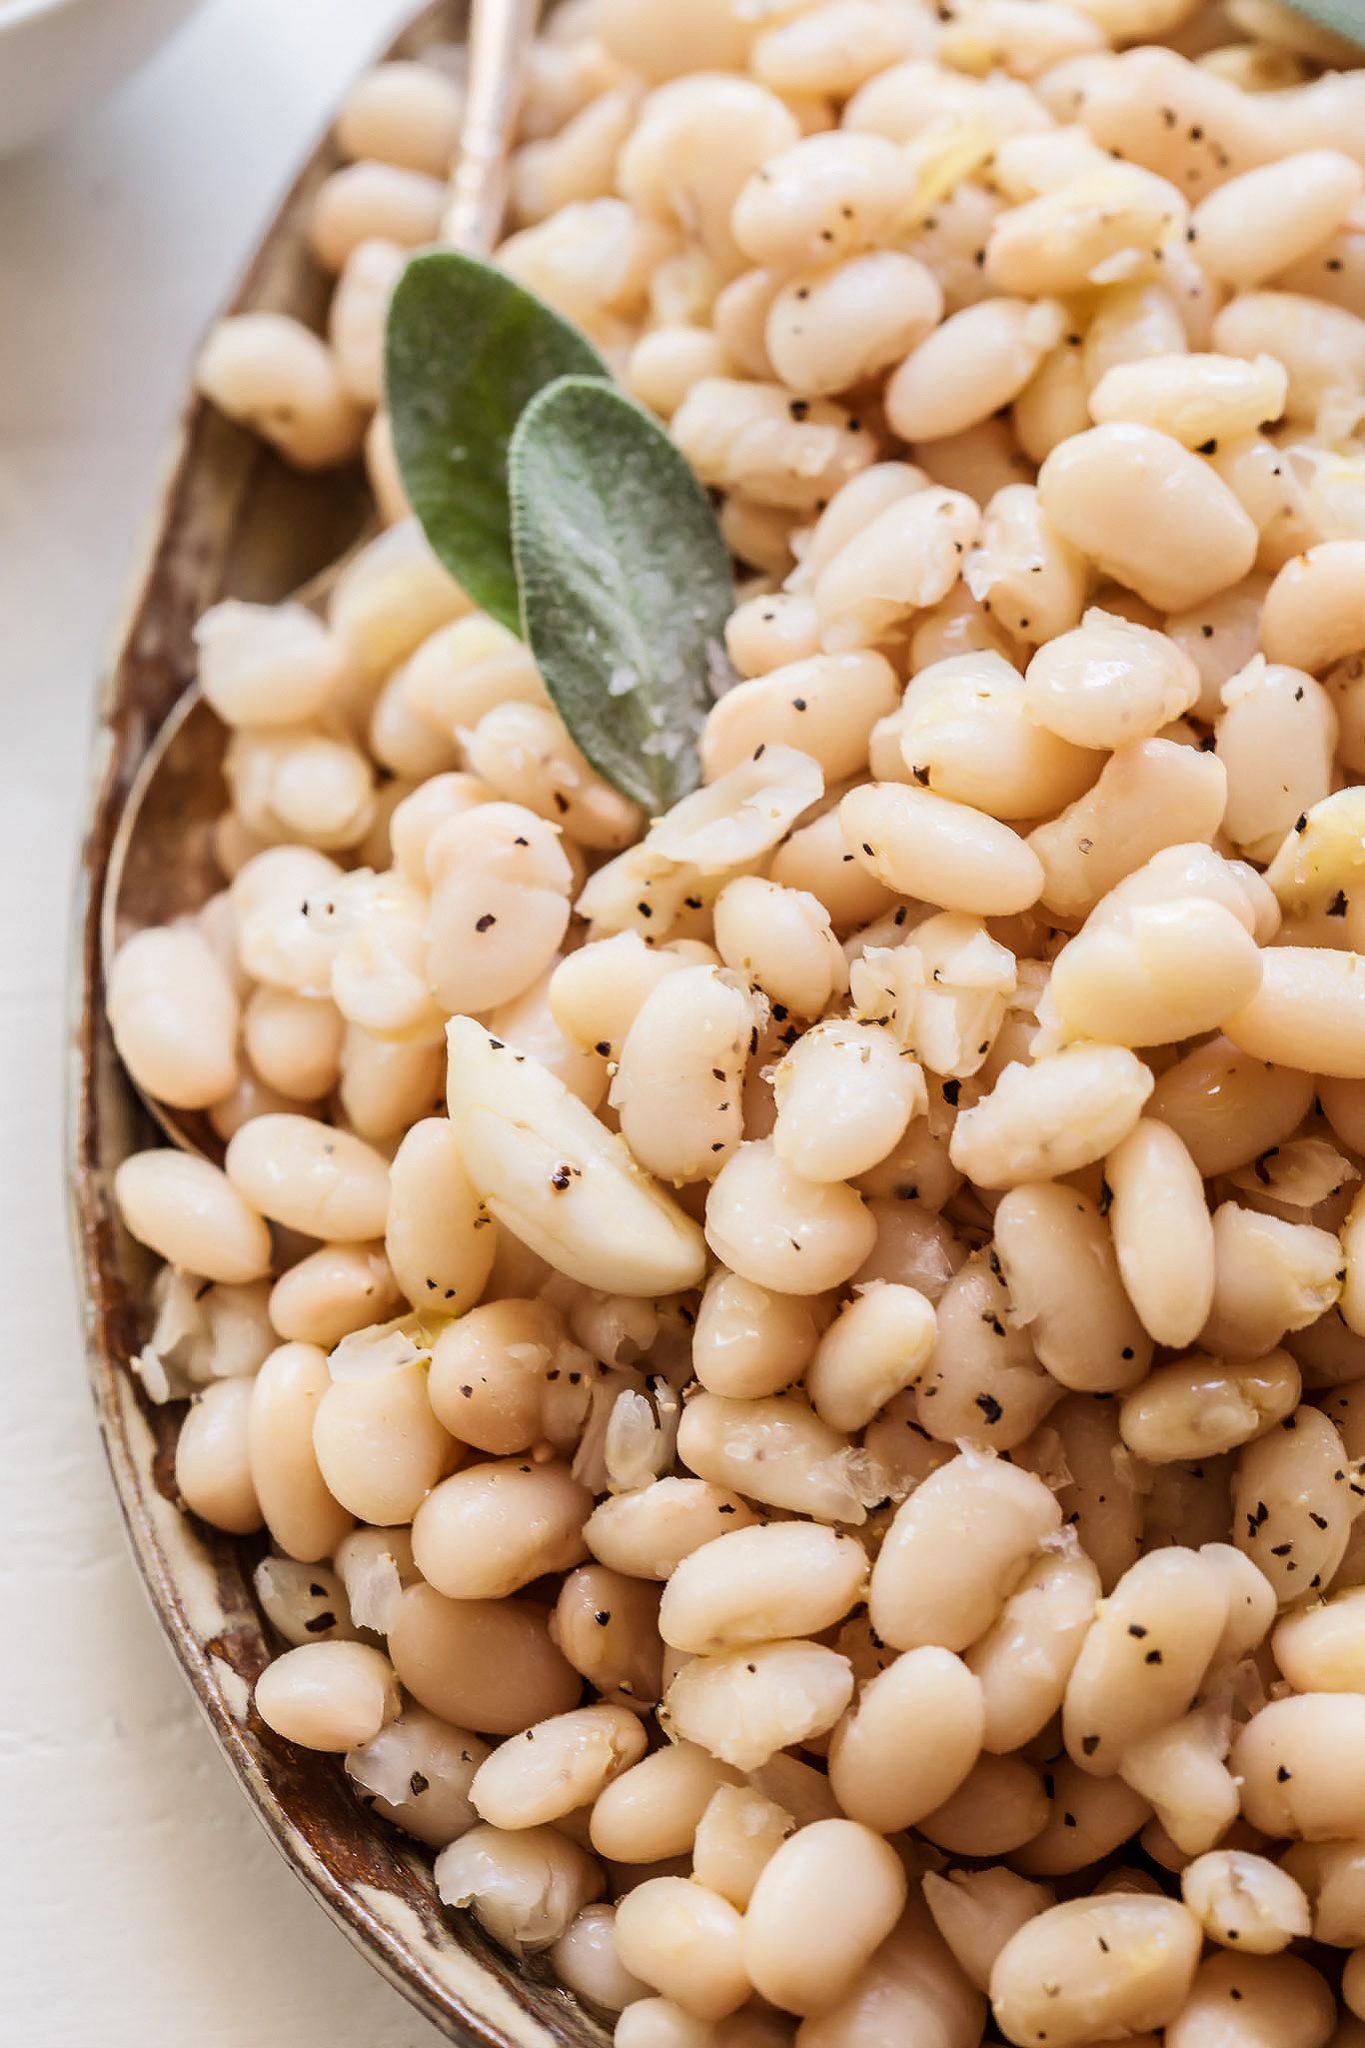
1027, 737, 1228, 920
887, 298, 1065, 445
389, 1583, 580, 1736
589, 1742, 738, 1865
1062, 1546, 1229, 1776
829, 1647, 985, 1832
962, 483, 1087, 649
691, 1784, 792, 1911
918, 1752, 1052, 1858
309, 160, 444, 272
798, 1892, 987, 2048
425, 803, 573, 1017
330, 1525, 415, 1638
1202, 1205, 1342, 1359
1088, 351, 1287, 448
705, 652, 898, 781
242, 988, 343, 1102
1212, 290, 1365, 425
989, 1896, 1202, 2048
672, 378, 874, 511
310, 1348, 454, 1528
994, 1185, 1151, 1393
611, 966, 760, 1185
841, 783, 1043, 918
922, 1867, 1054, 1996
1273, 1588, 1365, 1693
852, 908, 1018, 1080
771, 1020, 923, 1184
585, 1478, 759, 1582
336, 61, 462, 175
466, 700, 639, 853
195, 313, 365, 468
1279, 1838, 1365, 1946
732, 131, 912, 273
894, 654, 1096, 821
1009, 1758, 1152, 1879
704, 1142, 876, 1298
109, 926, 241, 1111
1120, 1349, 1300, 1463
690, 1269, 826, 1401
986, 161, 1187, 296
914, 1251, 1058, 1451
470, 1705, 646, 1830
175, 1377, 261, 1534
1039, 424, 1257, 611
1260, 542, 1365, 676
743, 1819, 907, 2018
628, 325, 734, 420
194, 600, 352, 730
1216, 658, 1336, 863
613, 1876, 750, 2022
434, 1821, 602, 1952
1192, 151, 1364, 287
246, 1342, 352, 1562
618, 74, 797, 272
253, 1556, 353, 1647
550, 1564, 663, 1705
660, 1522, 866, 1656
114, 1151, 273, 1284
1045, 897, 1262, 1050
1233, 1404, 1353, 1603
767, 250, 943, 398
1105, 1119, 1215, 1349
412, 1458, 590, 1600
1167, 1950, 1335, 2048
446, 1018, 705, 1296
712, 876, 845, 1021
347, 1704, 488, 1850
804, 1283, 936, 1432
659, 1639, 854, 1772
224, 1115, 389, 1242
967, 1536, 1101, 1754
552, 1903, 648, 2014
384, 1116, 495, 1316
949, 1044, 1154, 1189
1023, 610, 1200, 749
1181, 1849, 1312, 1954
252, 1640, 399, 1765
812, 487, 980, 654
1118, 1704, 1239, 1858
677, 1390, 868, 1525
870, 1450, 1061, 1651
1148, 1038, 1314, 1178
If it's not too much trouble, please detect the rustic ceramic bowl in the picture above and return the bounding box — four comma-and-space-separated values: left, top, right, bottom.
67, 6, 606, 2041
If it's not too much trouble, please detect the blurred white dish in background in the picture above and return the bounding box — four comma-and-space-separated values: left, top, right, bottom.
0, 0, 205, 156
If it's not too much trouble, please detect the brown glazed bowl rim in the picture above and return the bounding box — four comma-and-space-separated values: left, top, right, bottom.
65, 6, 601, 2042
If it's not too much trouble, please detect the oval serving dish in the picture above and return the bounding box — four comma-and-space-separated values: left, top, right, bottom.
66, 5, 604, 2041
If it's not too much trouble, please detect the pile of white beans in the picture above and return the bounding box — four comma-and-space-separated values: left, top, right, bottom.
105, 0, 1365, 2042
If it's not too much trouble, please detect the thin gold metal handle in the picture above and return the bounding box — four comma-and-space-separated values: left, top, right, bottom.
443, 0, 540, 256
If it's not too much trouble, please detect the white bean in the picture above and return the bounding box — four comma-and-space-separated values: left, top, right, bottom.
114, 1151, 272, 1284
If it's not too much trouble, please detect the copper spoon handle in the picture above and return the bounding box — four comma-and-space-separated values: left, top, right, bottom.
442, 0, 539, 256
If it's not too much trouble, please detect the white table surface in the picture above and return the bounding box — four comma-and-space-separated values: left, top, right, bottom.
0, 5, 450, 2040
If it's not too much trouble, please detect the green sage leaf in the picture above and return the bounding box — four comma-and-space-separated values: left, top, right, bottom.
509, 376, 735, 814
385, 250, 608, 633
1279, 0, 1364, 42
